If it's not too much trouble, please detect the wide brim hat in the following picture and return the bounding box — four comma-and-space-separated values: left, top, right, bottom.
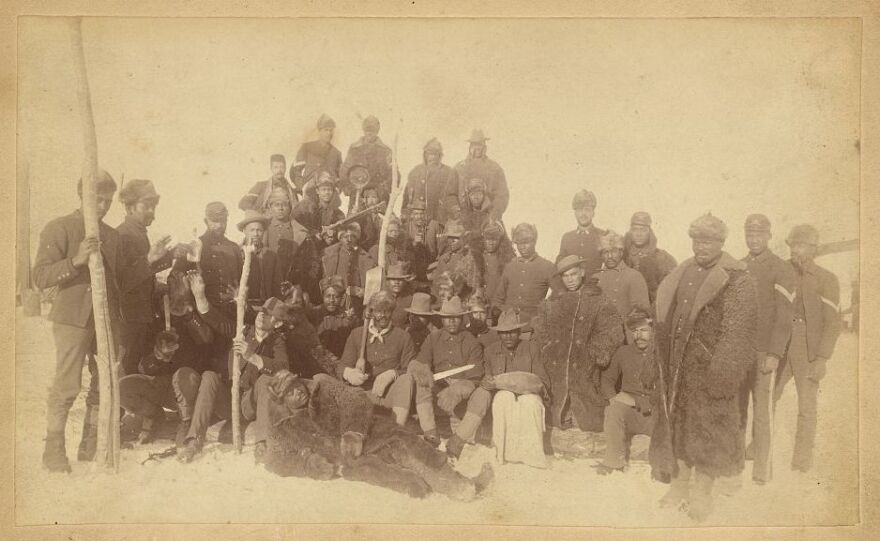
252, 297, 293, 322
432, 296, 471, 317
385, 262, 416, 281
490, 318, 528, 333
405, 293, 434, 316
237, 209, 270, 231
554, 255, 586, 276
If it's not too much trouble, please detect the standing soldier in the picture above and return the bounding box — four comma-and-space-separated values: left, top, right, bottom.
403, 137, 460, 224
778, 224, 840, 473
321, 222, 376, 311
290, 114, 343, 194
738, 214, 795, 484
238, 154, 299, 212
453, 129, 509, 221
196, 202, 242, 311
480, 221, 515, 316
404, 199, 442, 284
432, 220, 482, 300
533, 255, 624, 433
117, 179, 174, 376
368, 214, 413, 270
491, 223, 556, 324
34, 172, 122, 472
340, 115, 393, 207
263, 187, 310, 286
237, 210, 283, 307
594, 231, 650, 329
556, 189, 606, 280
650, 214, 757, 522
460, 178, 494, 240
624, 211, 677, 304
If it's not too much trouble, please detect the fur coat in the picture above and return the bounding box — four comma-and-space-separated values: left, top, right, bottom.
648, 252, 757, 480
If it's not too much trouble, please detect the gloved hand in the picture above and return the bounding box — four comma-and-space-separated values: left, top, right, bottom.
760, 355, 779, 374
343, 367, 368, 387
407, 361, 434, 387
371, 369, 397, 397
480, 376, 496, 392
437, 388, 460, 412
808, 356, 827, 383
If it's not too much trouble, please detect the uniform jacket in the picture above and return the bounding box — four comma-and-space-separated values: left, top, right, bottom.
415, 328, 484, 381
532, 283, 624, 430
266, 217, 310, 282
453, 156, 509, 218
32, 209, 122, 328
321, 243, 376, 292
233, 326, 289, 390
556, 224, 606, 278
600, 344, 656, 411
308, 305, 357, 358
649, 253, 757, 480
623, 230, 677, 305
245, 248, 283, 305
139, 311, 214, 376
593, 261, 651, 318
741, 249, 795, 358
403, 162, 460, 223
290, 140, 343, 192
340, 136, 394, 198
483, 339, 549, 390
195, 231, 242, 307
339, 325, 417, 387
790, 259, 841, 361
117, 216, 174, 323
491, 253, 556, 322
238, 177, 299, 212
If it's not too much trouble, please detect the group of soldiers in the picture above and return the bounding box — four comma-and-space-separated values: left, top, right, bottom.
33, 114, 842, 520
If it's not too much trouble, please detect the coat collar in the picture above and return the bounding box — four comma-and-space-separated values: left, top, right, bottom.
655, 251, 745, 325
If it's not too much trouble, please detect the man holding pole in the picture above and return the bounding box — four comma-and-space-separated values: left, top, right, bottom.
33, 172, 122, 472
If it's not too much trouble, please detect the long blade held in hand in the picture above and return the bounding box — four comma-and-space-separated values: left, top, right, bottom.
433, 364, 475, 381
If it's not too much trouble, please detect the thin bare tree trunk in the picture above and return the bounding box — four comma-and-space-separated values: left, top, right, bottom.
232, 246, 254, 454
69, 17, 120, 471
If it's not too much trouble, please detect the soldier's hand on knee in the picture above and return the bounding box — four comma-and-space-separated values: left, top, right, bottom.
761, 355, 779, 374
371, 369, 397, 396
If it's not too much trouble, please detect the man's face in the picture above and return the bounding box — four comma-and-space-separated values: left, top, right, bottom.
692, 237, 724, 267
789, 241, 817, 268
205, 216, 227, 236
323, 288, 342, 313
270, 161, 286, 179
631, 324, 654, 351
468, 190, 485, 209
93, 192, 115, 221
469, 309, 487, 323
255, 311, 279, 332
269, 199, 291, 221
244, 222, 265, 248
447, 235, 462, 252
319, 127, 334, 144
317, 186, 334, 204
438, 284, 454, 301
562, 266, 585, 291
425, 150, 440, 165
515, 238, 536, 259
499, 329, 521, 351
630, 224, 650, 247
340, 230, 359, 250
410, 209, 426, 226
130, 200, 157, 227
469, 142, 486, 159
484, 236, 500, 253
574, 206, 595, 228
447, 204, 461, 220
602, 248, 623, 269
745, 231, 771, 256
387, 278, 405, 295
387, 223, 400, 242
364, 190, 380, 207
372, 307, 393, 330
442, 316, 462, 334
363, 128, 379, 143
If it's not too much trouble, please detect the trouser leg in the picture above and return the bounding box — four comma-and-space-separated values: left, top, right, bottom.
788, 321, 818, 471
602, 401, 629, 469
514, 393, 548, 468
46, 323, 95, 434
751, 354, 773, 482
415, 382, 437, 433
491, 391, 515, 463
248, 375, 273, 444
379, 374, 415, 425
119, 374, 165, 418
185, 370, 223, 440
456, 387, 491, 442
117, 320, 150, 377
172, 367, 201, 421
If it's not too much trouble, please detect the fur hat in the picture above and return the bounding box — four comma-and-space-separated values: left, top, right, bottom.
205, 201, 228, 221
362, 115, 380, 132
339, 221, 362, 239
466, 178, 487, 194
571, 189, 597, 210
268, 186, 291, 204
630, 211, 652, 227
688, 213, 728, 242
744, 213, 772, 233
270, 154, 286, 165
368, 290, 396, 312
317, 114, 336, 130
599, 230, 625, 252
625, 305, 654, 330
119, 179, 160, 206
482, 221, 505, 239
423, 138, 443, 155
315, 171, 337, 189
786, 224, 819, 246
512, 223, 538, 242
319, 275, 346, 295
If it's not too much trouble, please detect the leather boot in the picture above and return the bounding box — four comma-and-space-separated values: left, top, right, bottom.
446, 434, 466, 459
177, 436, 203, 464
454, 412, 483, 443
77, 405, 99, 462
688, 471, 715, 522
175, 419, 192, 448
659, 460, 691, 508
42, 431, 72, 473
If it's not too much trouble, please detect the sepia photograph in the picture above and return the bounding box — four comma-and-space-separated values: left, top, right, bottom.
7, 6, 872, 537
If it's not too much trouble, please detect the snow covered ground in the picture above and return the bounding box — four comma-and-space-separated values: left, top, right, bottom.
14, 307, 859, 527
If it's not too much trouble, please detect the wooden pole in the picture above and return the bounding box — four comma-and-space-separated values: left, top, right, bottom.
232, 245, 254, 454
68, 17, 120, 471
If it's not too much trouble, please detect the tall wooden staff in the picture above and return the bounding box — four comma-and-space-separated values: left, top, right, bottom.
68, 17, 121, 470
231, 244, 255, 453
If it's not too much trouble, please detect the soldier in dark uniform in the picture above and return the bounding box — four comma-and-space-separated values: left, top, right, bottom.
340, 115, 393, 210
556, 189, 606, 280
321, 222, 376, 312
453, 129, 509, 221
307, 275, 357, 358
778, 224, 841, 473
189, 202, 242, 310
264, 187, 310, 286
405, 199, 442, 285
238, 154, 299, 212
403, 137, 460, 224
34, 171, 122, 472
492, 223, 557, 324
623, 211, 677, 305
238, 209, 283, 309
116, 179, 175, 377
290, 114, 343, 194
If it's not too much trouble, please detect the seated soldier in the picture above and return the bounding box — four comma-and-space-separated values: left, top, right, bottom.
596, 306, 657, 475
338, 291, 418, 427
384, 262, 416, 328
404, 292, 438, 353
369, 214, 414, 270
231, 297, 291, 463
294, 171, 345, 247
404, 198, 442, 284
308, 274, 357, 358
410, 296, 489, 459
481, 308, 549, 469
238, 154, 299, 212
321, 222, 376, 312
264, 370, 494, 501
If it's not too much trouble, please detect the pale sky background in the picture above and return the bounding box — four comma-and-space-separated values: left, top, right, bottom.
17, 17, 861, 301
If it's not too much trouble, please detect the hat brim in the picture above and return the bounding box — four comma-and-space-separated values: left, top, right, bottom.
489, 321, 528, 332
405, 307, 435, 316
432, 309, 472, 317
386, 274, 416, 281
237, 218, 270, 231
554, 260, 586, 276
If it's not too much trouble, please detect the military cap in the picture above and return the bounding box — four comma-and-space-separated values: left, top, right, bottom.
319, 274, 346, 295
362, 115, 380, 132
786, 224, 819, 246
599, 230, 625, 252
339, 221, 362, 239
76, 169, 117, 197
237, 209, 270, 232
204, 201, 228, 221
315, 171, 337, 189
482, 221, 505, 239
466, 178, 487, 194
317, 114, 336, 130
119, 179, 160, 206
270, 154, 286, 164
466, 129, 490, 143
744, 213, 772, 233
512, 223, 538, 242
688, 213, 728, 242
555, 255, 586, 275
368, 290, 396, 312
268, 186, 291, 204
630, 211, 652, 227
624, 305, 655, 330
571, 189, 597, 210
444, 220, 467, 238
423, 138, 443, 154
